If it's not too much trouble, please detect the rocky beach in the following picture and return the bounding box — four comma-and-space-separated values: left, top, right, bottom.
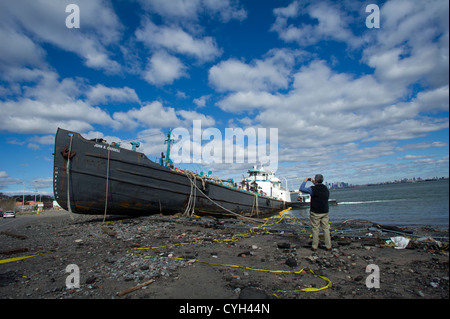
0, 209, 448, 301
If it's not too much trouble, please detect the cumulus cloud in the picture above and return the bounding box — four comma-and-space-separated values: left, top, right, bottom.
136, 19, 222, 62
208, 0, 449, 182
112, 101, 180, 130
362, 0, 449, 89
177, 109, 216, 127
0, 26, 46, 68
86, 84, 140, 105
0, 71, 114, 134
270, 1, 362, 48
0, 0, 123, 74
137, 0, 247, 22
0, 0, 447, 189
209, 48, 304, 92
415, 85, 449, 112
142, 51, 188, 85
209, 59, 288, 92
193, 95, 211, 108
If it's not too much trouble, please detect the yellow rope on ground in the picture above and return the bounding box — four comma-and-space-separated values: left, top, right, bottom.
0, 251, 52, 264
132, 252, 332, 296
130, 207, 333, 297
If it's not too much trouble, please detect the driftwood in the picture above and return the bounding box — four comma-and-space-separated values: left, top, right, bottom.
0, 248, 29, 255
101, 226, 117, 237
373, 223, 413, 234
0, 231, 28, 240
118, 279, 155, 297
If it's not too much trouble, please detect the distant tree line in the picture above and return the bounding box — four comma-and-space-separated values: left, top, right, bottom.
0, 193, 54, 211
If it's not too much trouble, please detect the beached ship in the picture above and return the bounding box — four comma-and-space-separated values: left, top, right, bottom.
53, 128, 290, 218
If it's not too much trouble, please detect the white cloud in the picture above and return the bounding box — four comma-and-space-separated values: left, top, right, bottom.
136, 19, 221, 61
398, 141, 449, 151
26, 134, 58, 151
0, 27, 46, 68
177, 109, 215, 127
271, 1, 362, 48
415, 85, 449, 113
139, 0, 200, 20
209, 49, 303, 92
212, 43, 448, 170
112, 101, 181, 130
213, 58, 399, 114
0, 0, 447, 188
30, 177, 53, 190
273, 1, 299, 18
110, 102, 217, 132
363, 0, 449, 88
0, 171, 22, 189
217, 91, 282, 113
143, 51, 188, 85
365, 118, 449, 142
137, 0, 246, 22
0, 0, 123, 73
193, 95, 210, 108
366, 46, 442, 89
0, 70, 116, 134
86, 84, 140, 105
0, 99, 109, 134
136, 19, 222, 62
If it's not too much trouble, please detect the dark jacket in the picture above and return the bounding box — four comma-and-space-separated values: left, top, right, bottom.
310, 184, 330, 213
299, 181, 330, 213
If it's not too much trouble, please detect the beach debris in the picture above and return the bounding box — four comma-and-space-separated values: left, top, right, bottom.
373, 223, 413, 234
416, 237, 442, 248
385, 236, 410, 249
0, 248, 29, 255
430, 281, 439, 288
0, 271, 19, 287
101, 226, 117, 237
277, 242, 291, 249
85, 276, 97, 285
237, 251, 252, 257
238, 287, 273, 299
118, 279, 154, 297
0, 231, 28, 240
285, 257, 297, 268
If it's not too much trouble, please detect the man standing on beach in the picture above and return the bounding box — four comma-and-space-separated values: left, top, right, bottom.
300, 174, 331, 251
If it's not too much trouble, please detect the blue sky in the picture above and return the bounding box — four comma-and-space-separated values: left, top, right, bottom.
0, 0, 448, 196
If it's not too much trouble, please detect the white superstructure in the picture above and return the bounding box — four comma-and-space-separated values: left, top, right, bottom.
242, 166, 291, 202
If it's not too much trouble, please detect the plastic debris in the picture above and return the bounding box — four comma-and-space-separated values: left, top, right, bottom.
386, 236, 410, 249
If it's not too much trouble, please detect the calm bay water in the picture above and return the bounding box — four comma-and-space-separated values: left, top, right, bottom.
291, 179, 449, 227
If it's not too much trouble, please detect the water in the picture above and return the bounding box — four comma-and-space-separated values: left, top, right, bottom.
291, 179, 449, 227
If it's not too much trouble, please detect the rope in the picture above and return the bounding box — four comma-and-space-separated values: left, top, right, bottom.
183, 171, 197, 217
183, 170, 264, 223
253, 193, 259, 217
102, 148, 111, 224
66, 135, 74, 220
130, 207, 332, 297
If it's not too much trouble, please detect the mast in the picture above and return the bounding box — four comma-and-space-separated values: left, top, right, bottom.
164, 130, 174, 168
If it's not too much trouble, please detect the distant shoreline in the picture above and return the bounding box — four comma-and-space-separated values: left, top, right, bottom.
328, 177, 449, 191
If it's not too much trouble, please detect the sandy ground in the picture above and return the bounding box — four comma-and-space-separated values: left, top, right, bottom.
0, 209, 448, 303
